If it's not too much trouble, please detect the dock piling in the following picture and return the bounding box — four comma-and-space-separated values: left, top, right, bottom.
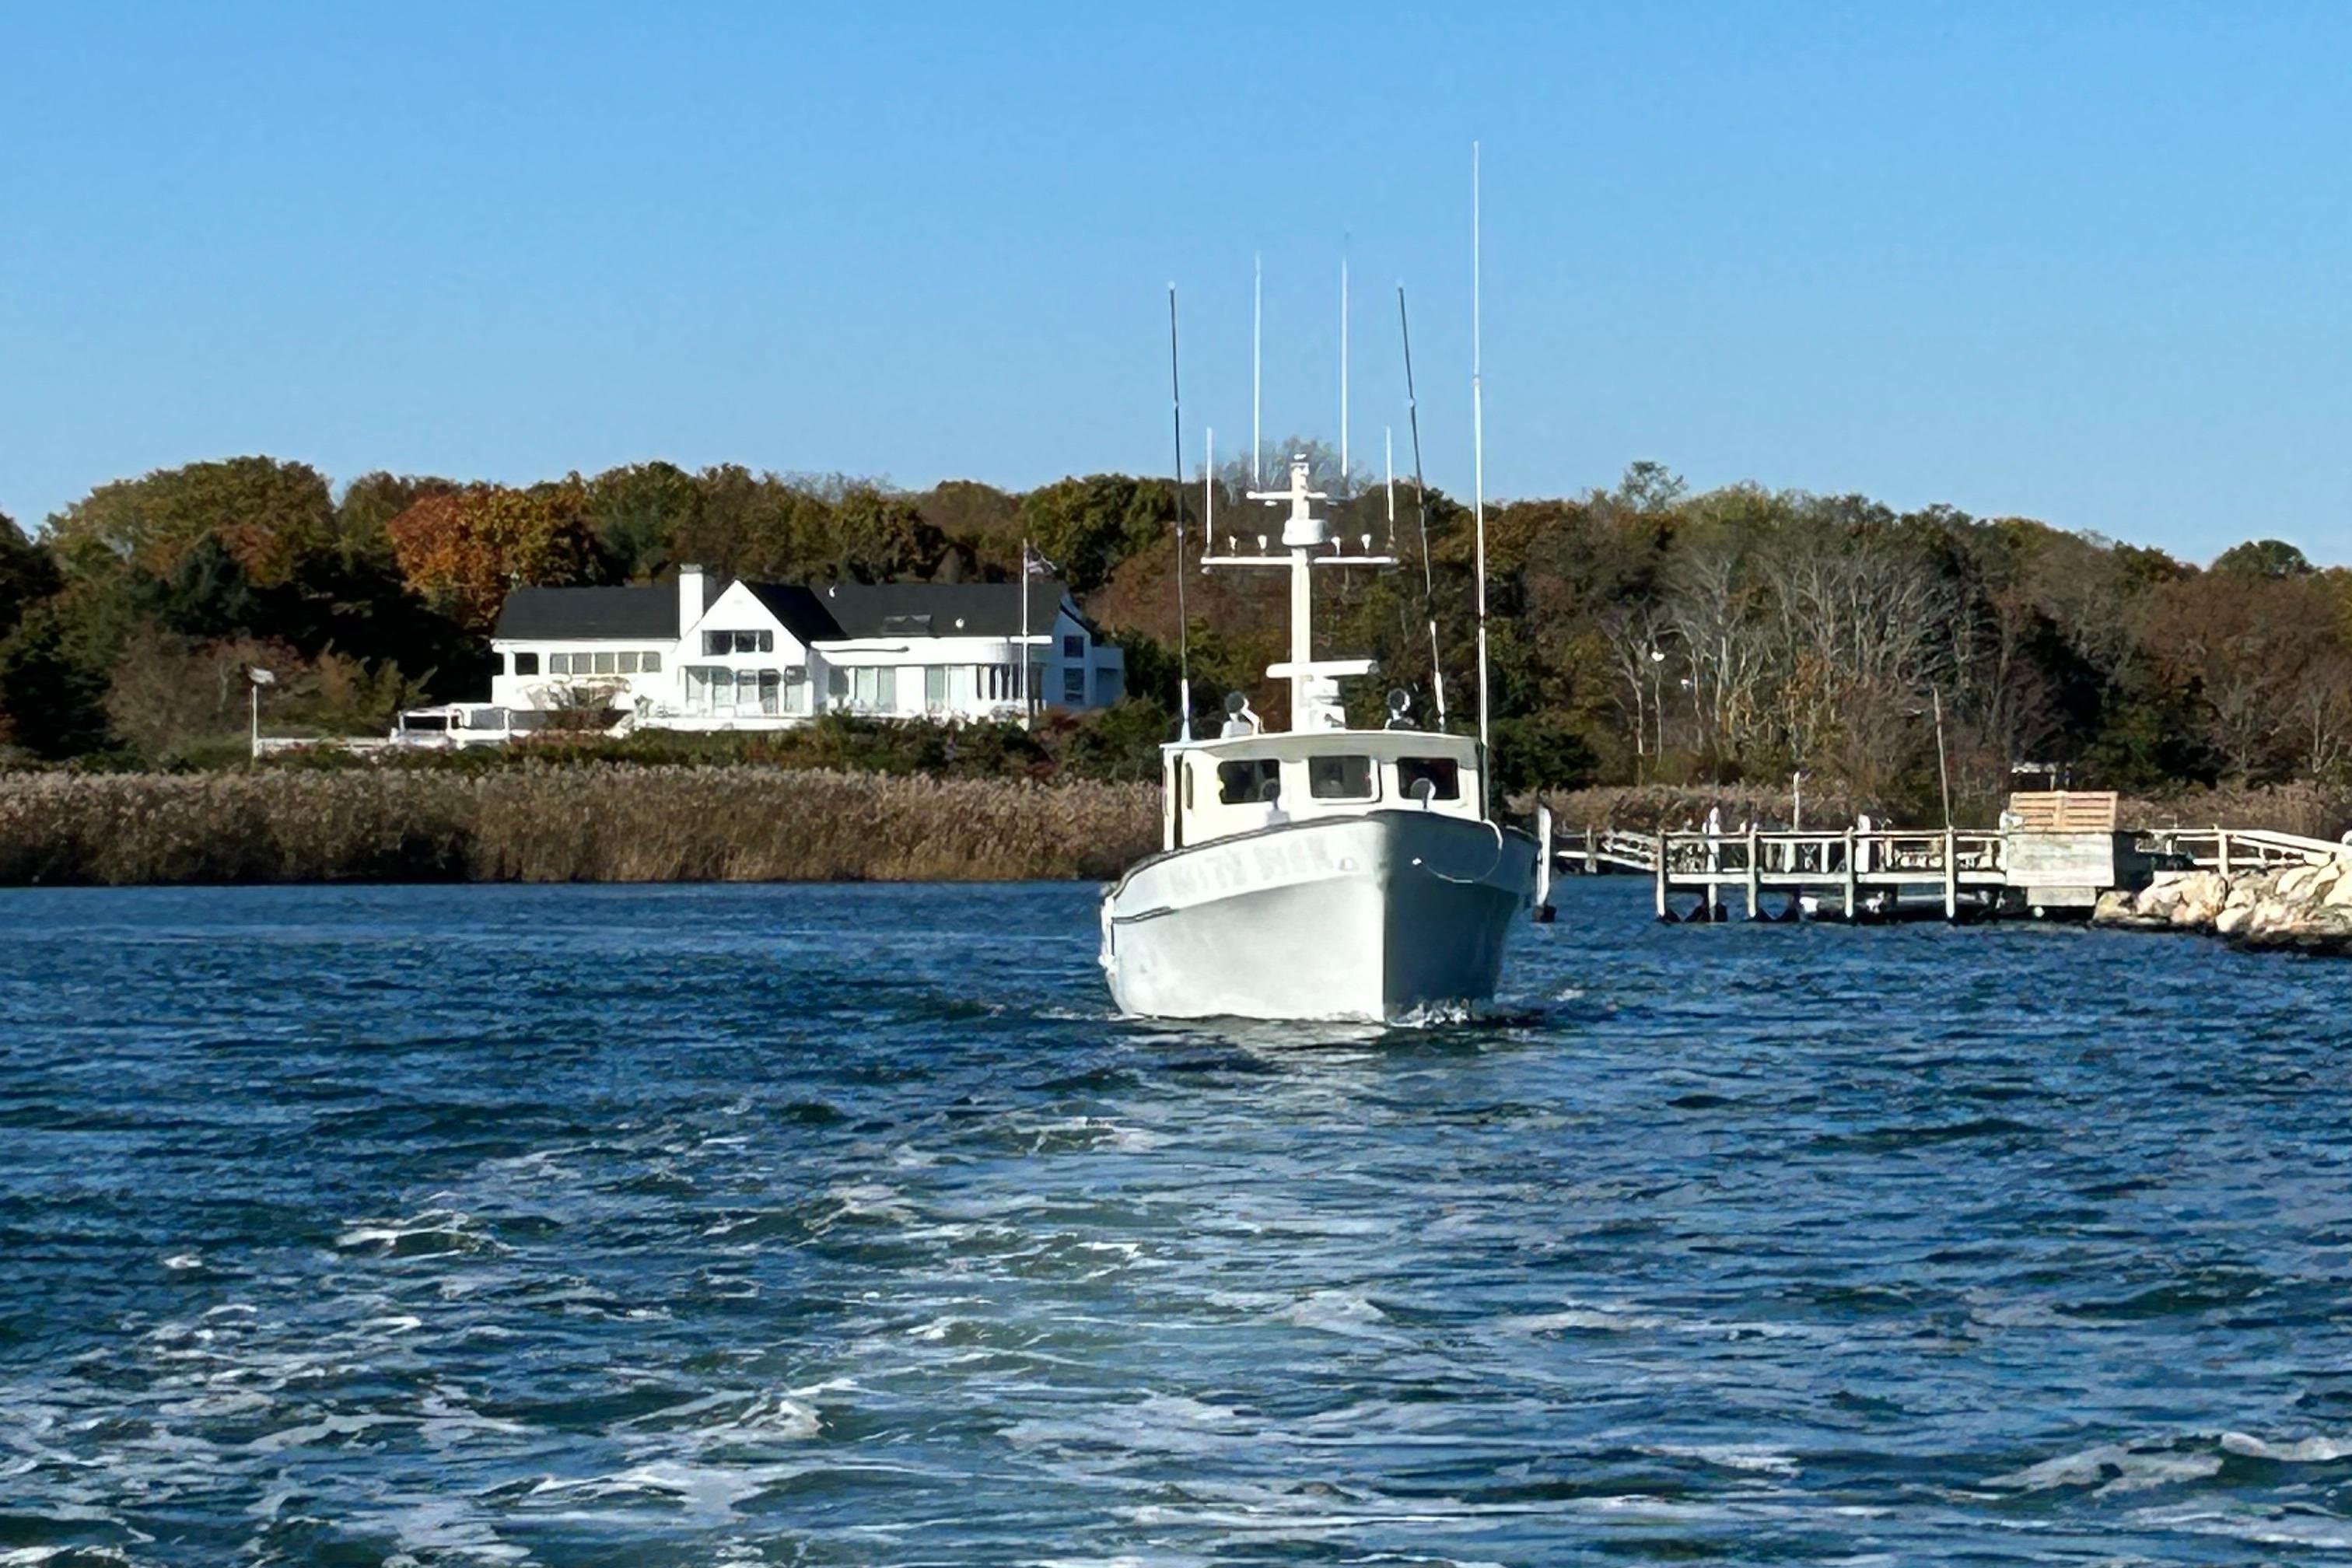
1943, 828, 1958, 921
1745, 826, 1761, 920
1842, 828, 1857, 919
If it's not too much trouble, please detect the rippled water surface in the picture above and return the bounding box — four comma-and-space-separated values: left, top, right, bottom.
8, 880, 2352, 1564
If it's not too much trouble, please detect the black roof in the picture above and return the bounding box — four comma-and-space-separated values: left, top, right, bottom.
494, 585, 677, 641
815, 581, 1077, 640
741, 583, 846, 644
492, 576, 1087, 645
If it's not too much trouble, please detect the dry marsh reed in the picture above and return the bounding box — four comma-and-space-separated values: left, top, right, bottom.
0, 768, 1160, 886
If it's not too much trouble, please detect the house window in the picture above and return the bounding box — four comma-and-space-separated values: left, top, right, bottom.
1217, 759, 1282, 805
759, 670, 781, 714
513, 652, 539, 677
1063, 634, 1084, 659
549, 653, 570, 675
593, 651, 615, 675
618, 652, 639, 674
1397, 757, 1461, 801
925, 666, 947, 709
851, 667, 898, 711
642, 651, 661, 673
1309, 754, 1375, 800
828, 667, 850, 705
1062, 668, 1085, 704
704, 631, 772, 655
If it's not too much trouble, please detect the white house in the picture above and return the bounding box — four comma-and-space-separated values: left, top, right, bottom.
479, 565, 1125, 730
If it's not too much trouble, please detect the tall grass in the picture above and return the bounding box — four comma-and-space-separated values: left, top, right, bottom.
0, 768, 1160, 885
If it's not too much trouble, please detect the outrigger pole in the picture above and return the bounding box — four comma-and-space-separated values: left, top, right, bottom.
1169, 284, 1193, 741
1396, 284, 1447, 732
1471, 141, 1492, 815
1251, 253, 1263, 490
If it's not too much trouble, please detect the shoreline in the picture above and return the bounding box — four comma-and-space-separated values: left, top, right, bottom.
0, 767, 1158, 887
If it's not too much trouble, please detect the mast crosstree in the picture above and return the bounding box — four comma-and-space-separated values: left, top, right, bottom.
1200, 453, 1393, 732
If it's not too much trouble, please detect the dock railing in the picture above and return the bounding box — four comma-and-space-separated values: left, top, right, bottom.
1563, 827, 2004, 921
2136, 826, 2350, 875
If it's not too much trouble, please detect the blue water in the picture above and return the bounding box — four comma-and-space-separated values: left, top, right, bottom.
5, 880, 2352, 1564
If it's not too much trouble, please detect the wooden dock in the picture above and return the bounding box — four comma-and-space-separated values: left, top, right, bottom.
1554, 793, 2351, 923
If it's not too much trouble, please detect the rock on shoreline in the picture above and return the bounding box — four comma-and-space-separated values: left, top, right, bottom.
2092, 859, 2352, 954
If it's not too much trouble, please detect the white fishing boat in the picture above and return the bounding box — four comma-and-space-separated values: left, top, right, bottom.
1099, 453, 1544, 1022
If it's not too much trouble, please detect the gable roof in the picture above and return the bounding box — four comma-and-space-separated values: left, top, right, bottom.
740, 583, 846, 645
495, 585, 677, 641
815, 580, 1080, 641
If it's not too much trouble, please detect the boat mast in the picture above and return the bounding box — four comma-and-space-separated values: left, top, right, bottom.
1283, 458, 1318, 728
1471, 141, 1492, 814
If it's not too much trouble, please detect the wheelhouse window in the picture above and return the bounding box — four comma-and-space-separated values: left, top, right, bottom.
1217, 758, 1283, 805
1308, 754, 1375, 800
1397, 757, 1461, 801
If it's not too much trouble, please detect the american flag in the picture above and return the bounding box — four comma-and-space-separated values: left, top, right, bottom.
1023, 541, 1059, 580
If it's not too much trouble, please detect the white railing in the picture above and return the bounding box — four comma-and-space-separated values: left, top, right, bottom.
2137, 826, 2350, 873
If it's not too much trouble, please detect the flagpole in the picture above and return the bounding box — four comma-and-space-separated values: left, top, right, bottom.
1020, 537, 1031, 729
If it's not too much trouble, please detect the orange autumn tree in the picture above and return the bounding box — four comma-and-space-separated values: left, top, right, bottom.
386, 482, 600, 632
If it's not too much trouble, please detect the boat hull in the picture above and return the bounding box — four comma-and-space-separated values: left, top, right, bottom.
1100, 811, 1538, 1022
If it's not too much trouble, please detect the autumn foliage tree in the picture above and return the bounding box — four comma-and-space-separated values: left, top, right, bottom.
386, 482, 600, 632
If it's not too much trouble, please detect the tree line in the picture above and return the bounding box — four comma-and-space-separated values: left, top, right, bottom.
0, 450, 2338, 817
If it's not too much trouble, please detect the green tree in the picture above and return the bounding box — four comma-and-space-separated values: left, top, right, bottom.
2211, 537, 2314, 579
585, 461, 701, 583
1018, 475, 1172, 593
0, 511, 60, 641
47, 457, 336, 588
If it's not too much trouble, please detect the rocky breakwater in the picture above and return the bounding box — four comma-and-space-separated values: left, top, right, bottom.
2093, 858, 2352, 953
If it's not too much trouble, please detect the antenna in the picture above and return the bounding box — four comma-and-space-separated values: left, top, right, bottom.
1339, 242, 1350, 494
1397, 283, 1447, 731
1170, 284, 1193, 741
1384, 425, 1395, 554
1204, 427, 1215, 561
1471, 141, 1491, 814
1251, 252, 1263, 489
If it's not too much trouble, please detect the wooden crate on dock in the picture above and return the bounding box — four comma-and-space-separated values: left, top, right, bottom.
2005, 791, 2118, 832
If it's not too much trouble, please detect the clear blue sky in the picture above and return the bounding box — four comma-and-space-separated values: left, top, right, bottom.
5, 2, 2349, 565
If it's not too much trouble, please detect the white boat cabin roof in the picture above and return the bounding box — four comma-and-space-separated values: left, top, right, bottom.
1160, 728, 1485, 852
